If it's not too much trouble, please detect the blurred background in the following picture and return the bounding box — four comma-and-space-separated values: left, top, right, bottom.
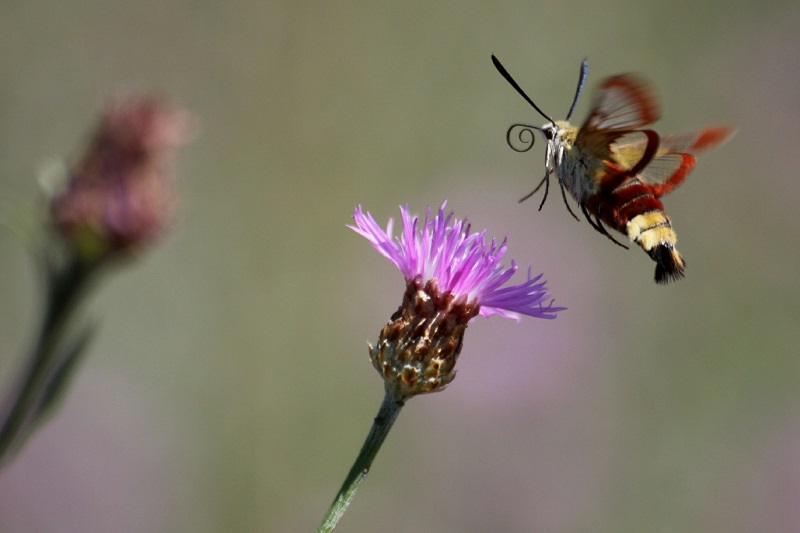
0, 0, 798, 531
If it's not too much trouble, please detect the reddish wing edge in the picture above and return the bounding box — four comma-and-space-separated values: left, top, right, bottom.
652, 126, 737, 154
581, 74, 661, 133
628, 125, 736, 196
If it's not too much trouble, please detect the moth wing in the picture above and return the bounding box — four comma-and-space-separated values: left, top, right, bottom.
580, 74, 661, 134
652, 126, 736, 154
614, 126, 736, 196
595, 129, 660, 190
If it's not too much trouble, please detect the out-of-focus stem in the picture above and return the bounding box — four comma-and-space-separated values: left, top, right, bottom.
0, 257, 96, 465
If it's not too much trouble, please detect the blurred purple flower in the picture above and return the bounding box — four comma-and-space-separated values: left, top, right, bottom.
0, 93, 192, 467
350, 202, 563, 399
50, 93, 192, 261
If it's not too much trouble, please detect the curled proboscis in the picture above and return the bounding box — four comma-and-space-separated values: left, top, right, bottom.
505, 124, 540, 152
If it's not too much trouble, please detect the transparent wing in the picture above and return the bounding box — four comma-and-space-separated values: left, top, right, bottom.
655, 126, 737, 154
581, 74, 661, 132
638, 153, 697, 196
613, 126, 735, 196
615, 126, 736, 158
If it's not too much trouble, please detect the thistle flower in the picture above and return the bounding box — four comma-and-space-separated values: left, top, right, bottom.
317, 203, 563, 532
50, 93, 191, 262
349, 202, 563, 399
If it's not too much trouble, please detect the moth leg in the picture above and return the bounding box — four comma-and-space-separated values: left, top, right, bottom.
580, 204, 629, 249
519, 169, 550, 210
559, 179, 580, 221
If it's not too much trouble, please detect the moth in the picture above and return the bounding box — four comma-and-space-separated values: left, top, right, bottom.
492, 55, 735, 283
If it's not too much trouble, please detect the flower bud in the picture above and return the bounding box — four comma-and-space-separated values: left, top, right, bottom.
50, 93, 191, 262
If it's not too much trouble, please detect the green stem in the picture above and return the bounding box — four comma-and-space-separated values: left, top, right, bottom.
317, 390, 405, 533
0, 256, 96, 465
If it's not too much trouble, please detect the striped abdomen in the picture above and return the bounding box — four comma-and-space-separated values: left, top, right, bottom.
593, 178, 686, 284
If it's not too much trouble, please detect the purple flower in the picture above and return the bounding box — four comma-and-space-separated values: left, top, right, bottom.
350, 202, 563, 399
350, 202, 562, 320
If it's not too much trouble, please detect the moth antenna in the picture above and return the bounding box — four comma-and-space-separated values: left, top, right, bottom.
565, 58, 589, 121
492, 55, 555, 125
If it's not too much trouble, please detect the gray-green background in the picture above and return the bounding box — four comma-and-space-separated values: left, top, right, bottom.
1, 1, 798, 531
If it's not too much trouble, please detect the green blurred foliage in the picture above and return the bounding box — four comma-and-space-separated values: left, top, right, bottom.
0, 0, 798, 531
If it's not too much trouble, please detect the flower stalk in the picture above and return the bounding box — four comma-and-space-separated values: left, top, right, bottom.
0, 255, 99, 464
317, 390, 404, 533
